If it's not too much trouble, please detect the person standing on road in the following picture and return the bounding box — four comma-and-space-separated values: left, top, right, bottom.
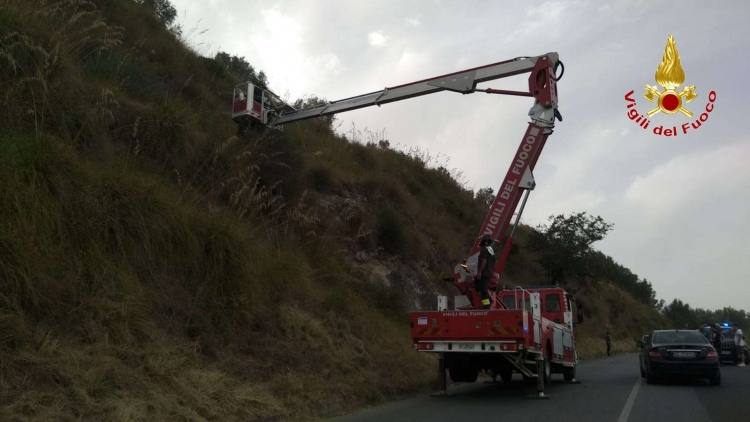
702, 323, 712, 341
712, 323, 723, 366
734, 326, 745, 367
606, 332, 611, 356
473, 234, 495, 310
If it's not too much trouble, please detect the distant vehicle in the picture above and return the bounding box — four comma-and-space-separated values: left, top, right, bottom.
637, 329, 720, 385
718, 325, 742, 364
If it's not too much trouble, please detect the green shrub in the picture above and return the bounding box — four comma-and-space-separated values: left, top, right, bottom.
351, 143, 376, 168
305, 164, 338, 193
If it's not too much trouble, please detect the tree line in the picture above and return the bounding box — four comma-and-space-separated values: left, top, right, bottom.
502, 205, 747, 329
660, 299, 749, 331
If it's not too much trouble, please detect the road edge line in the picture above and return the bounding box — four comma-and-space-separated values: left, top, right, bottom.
616, 377, 642, 422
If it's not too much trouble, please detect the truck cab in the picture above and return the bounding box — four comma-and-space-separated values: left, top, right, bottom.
496, 287, 575, 327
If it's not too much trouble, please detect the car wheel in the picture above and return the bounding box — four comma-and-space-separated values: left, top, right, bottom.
710, 372, 721, 386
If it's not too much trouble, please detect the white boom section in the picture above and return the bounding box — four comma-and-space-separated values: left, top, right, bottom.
271, 52, 559, 126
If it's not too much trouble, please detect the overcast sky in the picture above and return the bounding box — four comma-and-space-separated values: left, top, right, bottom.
169, 0, 750, 312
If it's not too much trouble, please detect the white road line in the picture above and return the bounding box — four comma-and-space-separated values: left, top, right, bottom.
616, 377, 643, 422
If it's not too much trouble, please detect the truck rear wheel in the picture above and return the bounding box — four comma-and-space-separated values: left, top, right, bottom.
463, 368, 478, 383
500, 371, 513, 382
448, 366, 464, 383
544, 348, 552, 385
448, 366, 478, 383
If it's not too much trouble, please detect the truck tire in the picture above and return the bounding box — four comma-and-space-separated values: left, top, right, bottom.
563, 365, 576, 381
500, 371, 513, 382
448, 366, 464, 383
463, 368, 479, 383
544, 347, 552, 385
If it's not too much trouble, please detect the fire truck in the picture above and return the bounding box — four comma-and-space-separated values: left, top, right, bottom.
231, 52, 580, 395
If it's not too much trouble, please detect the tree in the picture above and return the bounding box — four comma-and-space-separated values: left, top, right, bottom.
213, 52, 269, 89
292, 95, 334, 127
662, 299, 699, 329
137, 0, 178, 27
528, 212, 614, 284
475, 187, 494, 209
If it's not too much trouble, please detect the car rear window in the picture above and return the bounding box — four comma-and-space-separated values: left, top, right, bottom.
652, 331, 709, 345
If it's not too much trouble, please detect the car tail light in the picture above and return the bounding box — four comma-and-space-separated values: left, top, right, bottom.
417, 343, 434, 350
649, 349, 664, 360
706, 350, 718, 361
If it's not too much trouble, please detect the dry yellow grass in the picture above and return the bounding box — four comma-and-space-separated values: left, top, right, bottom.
0, 1, 668, 421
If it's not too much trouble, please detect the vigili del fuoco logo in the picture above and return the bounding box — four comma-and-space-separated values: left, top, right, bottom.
624, 34, 716, 137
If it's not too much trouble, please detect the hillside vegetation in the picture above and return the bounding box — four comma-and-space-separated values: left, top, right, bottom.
0, 1, 737, 421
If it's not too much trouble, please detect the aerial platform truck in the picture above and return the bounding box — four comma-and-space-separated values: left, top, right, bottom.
231, 52, 581, 397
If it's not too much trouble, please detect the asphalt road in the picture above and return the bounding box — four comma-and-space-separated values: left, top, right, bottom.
333, 353, 750, 422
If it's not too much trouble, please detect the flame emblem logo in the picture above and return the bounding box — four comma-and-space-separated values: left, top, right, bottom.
643, 35, 698, 117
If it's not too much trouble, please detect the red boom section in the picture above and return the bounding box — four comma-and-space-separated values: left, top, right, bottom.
468, 56, 557, 260
468, 124, 550, 257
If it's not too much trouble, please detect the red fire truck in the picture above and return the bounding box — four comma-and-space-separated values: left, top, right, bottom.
231, 51, 579, 394
410, 285, 584, 391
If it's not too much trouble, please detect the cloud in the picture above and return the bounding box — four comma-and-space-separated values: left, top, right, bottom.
249, 6, 342, 99
501, 0, 572, 43
368, 31, 387, 47
597, 0, 649, 21
396, 48, 428, 70
406, 18, 421, 27
624, 141, 750, 217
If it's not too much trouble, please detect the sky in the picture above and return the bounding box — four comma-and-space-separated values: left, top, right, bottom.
169, 0, 750, 311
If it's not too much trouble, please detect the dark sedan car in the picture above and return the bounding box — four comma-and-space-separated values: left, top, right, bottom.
637, 329, 721, 385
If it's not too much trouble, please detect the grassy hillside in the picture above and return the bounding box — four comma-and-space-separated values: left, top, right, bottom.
0, 1, 667, 421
